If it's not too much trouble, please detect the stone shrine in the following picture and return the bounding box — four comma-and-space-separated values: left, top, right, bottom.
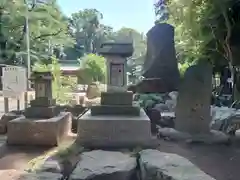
77, 42, 155, 148
7, 71, 71, 146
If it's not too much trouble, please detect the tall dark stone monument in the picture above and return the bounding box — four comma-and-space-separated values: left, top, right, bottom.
136, 23, 180, 93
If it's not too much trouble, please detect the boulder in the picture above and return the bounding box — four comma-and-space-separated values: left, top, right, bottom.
158, 127, 230, 144
69, 150, 136, 180
153, 103, 170, 112
139, 149, 216, 180
0, 170, 62, 180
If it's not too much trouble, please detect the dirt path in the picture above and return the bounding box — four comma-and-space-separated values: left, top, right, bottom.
0, 134, 76, 171
0, 144, 50, 170
159, 140, 240, 180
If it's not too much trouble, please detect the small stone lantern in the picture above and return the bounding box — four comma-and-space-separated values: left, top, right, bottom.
30, 71, 53, 99
90, 41, 140, 116
98, 42, 133, 92
24, 71, 58, 118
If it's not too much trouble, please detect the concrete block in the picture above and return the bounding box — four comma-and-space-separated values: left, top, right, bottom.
7, 112, 71, 146
77, 109, 156, 148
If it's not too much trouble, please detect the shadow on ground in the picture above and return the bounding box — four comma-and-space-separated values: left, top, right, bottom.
159, 139, 240, 180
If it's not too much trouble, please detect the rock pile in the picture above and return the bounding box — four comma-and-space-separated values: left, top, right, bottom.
26, 149, 215, 180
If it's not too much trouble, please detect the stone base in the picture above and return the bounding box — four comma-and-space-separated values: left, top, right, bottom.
77, 109, 157, 148
101, 91, 133, 105
30, 97, 56, 107
24, 106, 60, 119
7, 112, 71, 146
91, 105, 140, 116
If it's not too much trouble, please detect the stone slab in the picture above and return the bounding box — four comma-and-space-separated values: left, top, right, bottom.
69, 150, 136, 180
101, 91, 133, 105
91, 105, 140, 116
0, 170, 62, 180
7, 112, 71, 146
30, 97, 56, 107
139, 149, 215, 180
24, 106, 60, 119
77, 109, 157, 148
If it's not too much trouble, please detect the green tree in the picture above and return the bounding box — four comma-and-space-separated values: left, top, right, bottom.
80, 53, 106, 83
0, 0, 73, 65
32, 56, 72, 103
69, 9, 114, 54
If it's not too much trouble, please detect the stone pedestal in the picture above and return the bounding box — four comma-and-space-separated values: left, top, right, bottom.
7, 112, 71, 146
24, 97, 59, 119
77, 109, 156, 148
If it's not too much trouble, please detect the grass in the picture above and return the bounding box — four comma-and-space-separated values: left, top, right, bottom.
26, 142, 84, 172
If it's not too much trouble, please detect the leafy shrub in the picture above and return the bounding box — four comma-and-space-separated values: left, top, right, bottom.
79, 54, 106, 83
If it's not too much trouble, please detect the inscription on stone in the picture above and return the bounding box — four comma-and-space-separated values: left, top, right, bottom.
110, 63, 124, 87
36, 83, 46, 97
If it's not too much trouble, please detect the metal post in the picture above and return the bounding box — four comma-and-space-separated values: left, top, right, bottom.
24, 0, 31, 109
17, 99, 20, 111
4, 97, 9, 113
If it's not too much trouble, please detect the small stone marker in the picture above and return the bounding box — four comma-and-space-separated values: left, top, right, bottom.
175, 63, 212, 134
7, 71, 71, 146
24, 71, 59, 118
77, 41, 155, 148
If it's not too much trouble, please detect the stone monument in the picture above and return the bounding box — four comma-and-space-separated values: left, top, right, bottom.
175, 63, 212, 134
77, 42, 155, 148
7, 71, 71, 146
133, 23, 180, 93
159, 63, 229, 144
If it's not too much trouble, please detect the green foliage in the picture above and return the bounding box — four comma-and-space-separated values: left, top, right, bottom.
178, 62, 191, 77
32, 57, 72, 104
80, 54, 106, 83
166, 0, 238, 66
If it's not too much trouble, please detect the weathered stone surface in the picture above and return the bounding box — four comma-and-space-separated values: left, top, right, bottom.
158, 127, 230, 144
30, 97, 56, 107
0, 170, 62, 180
91, 105, 140, 116
101, 91, 133, 106
175, 63, 212, 134
24, 106, 59, 119
142, 23, 180, 92
77, 109, 157, 148
139, 149, 215, 180
37, 159, 62, 174
0, 112, 22, 134
69, 150, 136, 180
135, 78, 173, 93
85, 97, 101, 107
7, 112, 71, 146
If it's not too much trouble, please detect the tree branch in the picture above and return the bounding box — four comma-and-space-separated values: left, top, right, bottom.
33, 29, 63, 40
